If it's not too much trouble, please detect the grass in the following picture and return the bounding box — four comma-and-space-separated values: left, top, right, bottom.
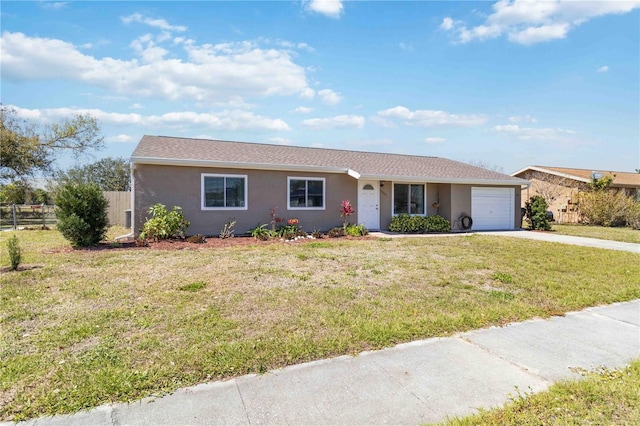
1, 229, 639, 421
550, 223, 640, 244
443, 359, 640, 425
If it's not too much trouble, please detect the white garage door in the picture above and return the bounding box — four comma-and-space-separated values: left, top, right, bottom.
471, 187, 515, 231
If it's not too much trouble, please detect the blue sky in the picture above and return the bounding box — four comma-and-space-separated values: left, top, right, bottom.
2, 0, 639, 174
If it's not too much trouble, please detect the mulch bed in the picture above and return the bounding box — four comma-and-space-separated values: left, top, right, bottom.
44, 235, 372, 253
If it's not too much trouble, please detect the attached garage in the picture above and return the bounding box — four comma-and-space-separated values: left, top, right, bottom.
471, 187, 515, 231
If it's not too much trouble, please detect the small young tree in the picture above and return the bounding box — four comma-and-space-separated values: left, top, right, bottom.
55, 183, 109, 248
6, 235, 22, 270
525, 195, 551, 231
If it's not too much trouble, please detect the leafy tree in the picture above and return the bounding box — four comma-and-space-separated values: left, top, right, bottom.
0, 105, 104, 182
0, 182, 29, 204
587, 174, 614, 191
52, 157, 130, 191
525, 195, 551, 231
55, 183, 109, 248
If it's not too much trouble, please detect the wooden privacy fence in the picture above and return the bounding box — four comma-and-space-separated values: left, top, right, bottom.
103, 191, 131, 227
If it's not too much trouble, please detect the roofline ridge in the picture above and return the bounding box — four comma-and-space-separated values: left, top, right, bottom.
142, 134, 443, 161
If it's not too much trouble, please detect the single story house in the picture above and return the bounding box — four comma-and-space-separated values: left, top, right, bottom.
511, 165, 640, 223
130, 135, 529, 236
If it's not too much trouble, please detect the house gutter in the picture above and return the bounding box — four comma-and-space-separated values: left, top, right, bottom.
130, 156, 348, 174
360, 174, 530, 187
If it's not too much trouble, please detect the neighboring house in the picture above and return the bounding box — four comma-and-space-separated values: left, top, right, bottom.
511, 166, 640, 223
130, 135, 529, 235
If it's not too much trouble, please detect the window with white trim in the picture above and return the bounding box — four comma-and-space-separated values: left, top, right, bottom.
393, 183, 425, 215
201, 174, 247, 210
288, 177, 325, 209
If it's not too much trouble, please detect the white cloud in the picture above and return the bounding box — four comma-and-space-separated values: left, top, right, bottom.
377, 106, 487, 127
508, 114, 537, 123
597, 65, 609, 73
306, 0, 343, 18
301, 115, 364, 129
0, 31, 313, 104
292, 106, 313, 114
129, 103, 144, 110
440, 17, 455, 31
41, 2, 68, 10
318, 89, 342, 105
9, 105, 291, 132
300, 88, 316, 99
492, 124, 576, 140
106, 134, 134, 143
442, 0, 639, 45
121, 13, 187, 32
267, 137, 294, 145
424, 137, 446, 143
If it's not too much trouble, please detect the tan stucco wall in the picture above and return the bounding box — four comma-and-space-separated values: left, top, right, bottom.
379, 181, 393, 230
520, 178, 580, 223
133, 164, 358, 236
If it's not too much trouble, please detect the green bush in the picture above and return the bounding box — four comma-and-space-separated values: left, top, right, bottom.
345, 224, 369, 237
248, 224, 275, 241
55, 183, 109, 248
327, 227, 345, 238
525, 195, 551, 231
424, 215, 451, 232
139, 204, 189, 240
6, 235, 21, 270
389, 214, 450, 233
625, 201, 640, 230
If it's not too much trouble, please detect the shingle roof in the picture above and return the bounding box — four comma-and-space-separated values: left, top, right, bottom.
512, 165, 640, 188
132, 135, 528, 185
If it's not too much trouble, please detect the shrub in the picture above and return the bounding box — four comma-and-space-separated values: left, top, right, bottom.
525, 195, 551, 231
625, 201, 640, 230
219, 219, 236, 239
6, 235, 21, 271
389, 214, 450, 233
187, 234, 206, 243
276, 218, 306, 240
248, 224, 275, 241
327, 227, 345, 238
55, 183, 109, 248
140, 204, 189, 240
340, 200, 355, 229
424, 215, 451, 233
579, 190, 634, 227
345, 224, 369, 237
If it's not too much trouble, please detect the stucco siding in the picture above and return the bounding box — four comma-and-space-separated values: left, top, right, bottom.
134, 164, 358, 236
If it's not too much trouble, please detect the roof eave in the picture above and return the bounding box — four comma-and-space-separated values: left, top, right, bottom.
360, 174, 530, 186
511, 166, 591, 183
131, 156, 348, 174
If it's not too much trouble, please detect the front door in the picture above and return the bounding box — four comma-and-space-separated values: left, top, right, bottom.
358, 181, 380, 230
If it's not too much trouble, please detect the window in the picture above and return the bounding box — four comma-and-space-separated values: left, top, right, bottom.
201, 174, 247, 210
288, 177, 325, 209
393, 183, 425, 215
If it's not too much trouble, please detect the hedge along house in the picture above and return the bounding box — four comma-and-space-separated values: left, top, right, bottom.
130, 135, 529, 236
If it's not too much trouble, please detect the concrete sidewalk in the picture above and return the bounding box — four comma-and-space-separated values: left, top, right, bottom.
9, 300, 639, 426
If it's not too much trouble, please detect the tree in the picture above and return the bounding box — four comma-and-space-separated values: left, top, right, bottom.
0, 105, 104, 182
468, 160, 504, 174
0, 182, 29, 204
525, 195, 551, 231
519, 170, 580, 206
52, 157, 130, 191
55, 183, 109, 248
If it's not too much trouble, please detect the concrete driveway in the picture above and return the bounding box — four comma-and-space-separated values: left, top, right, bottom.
481, 229, 640, 253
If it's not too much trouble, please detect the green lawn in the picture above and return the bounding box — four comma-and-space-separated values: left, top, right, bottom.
551, 223, 640, 244
443, 359, 640, 425
2, 229, 639, 421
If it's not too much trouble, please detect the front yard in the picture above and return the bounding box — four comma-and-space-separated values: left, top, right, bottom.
551, 223, 640, 244
2, 229, 639, 421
